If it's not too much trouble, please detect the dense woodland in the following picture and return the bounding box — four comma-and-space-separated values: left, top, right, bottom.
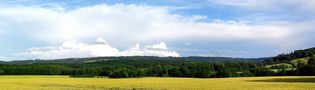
0, 47, 315, 78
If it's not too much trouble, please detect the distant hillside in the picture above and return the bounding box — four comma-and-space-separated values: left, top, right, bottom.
0, 56, 266, 65
2, 46, 313, 66
0, 56, 267, 78
264, 47, 315, 65
1, 50, 315, 78
262, 47, 315, 74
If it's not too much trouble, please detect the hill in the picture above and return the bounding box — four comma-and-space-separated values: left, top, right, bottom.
261, 47, 315, 75
0, 56, 266, 65
0, 47, 315, 78
0, 56, 267, 78
264, 47, 315, 65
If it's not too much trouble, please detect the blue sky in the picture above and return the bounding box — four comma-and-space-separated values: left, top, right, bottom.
0, 0, 315, 60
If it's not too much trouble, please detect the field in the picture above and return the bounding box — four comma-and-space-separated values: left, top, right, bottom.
0, 76, 315, 90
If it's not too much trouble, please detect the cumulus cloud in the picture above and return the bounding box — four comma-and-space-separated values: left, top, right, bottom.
0, 4, 303, 43
18, 38, 180, 59
144, 42, 167, 50
0, 3, 314, 58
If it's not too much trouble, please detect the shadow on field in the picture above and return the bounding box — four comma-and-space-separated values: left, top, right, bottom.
250, 78, 315, 83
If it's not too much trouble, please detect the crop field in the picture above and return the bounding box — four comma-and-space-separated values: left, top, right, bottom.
0, 76, 315, 90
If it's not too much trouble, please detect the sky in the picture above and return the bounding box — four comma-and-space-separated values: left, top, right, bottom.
0, 0, 315, 60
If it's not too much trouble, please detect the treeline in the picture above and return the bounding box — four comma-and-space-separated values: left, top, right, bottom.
293, 56, 315, 76
1, 46, 315, 78
0, 56, 264, 65
0, 60, 272, 78
2, 59, 312, 78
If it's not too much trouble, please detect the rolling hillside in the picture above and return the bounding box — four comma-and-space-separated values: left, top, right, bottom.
263, 47, 315, 73
0, 56, 266, 65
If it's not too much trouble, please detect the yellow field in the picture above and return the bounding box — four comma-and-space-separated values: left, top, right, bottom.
0, 76, 315, 90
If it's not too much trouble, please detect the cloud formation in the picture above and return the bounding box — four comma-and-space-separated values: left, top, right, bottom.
210, 0, 315, 14
0, 3, 314, 59
19, 38, 180, 59
0, 4, 306, 46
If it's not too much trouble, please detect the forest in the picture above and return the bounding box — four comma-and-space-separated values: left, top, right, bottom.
0, 47, 315, 78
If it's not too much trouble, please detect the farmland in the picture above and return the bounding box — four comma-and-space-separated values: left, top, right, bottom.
0, 76, 314, 90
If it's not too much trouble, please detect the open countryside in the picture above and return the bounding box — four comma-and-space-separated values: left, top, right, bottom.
0, 76, 315, 90
1, 0, 315, 90
0, 47, 315, 90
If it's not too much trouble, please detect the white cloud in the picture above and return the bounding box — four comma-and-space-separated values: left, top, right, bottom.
0, 4, 303, 44
210, 0, 315, 12
121, 43, 180, 57
0, 56, 22, 61
144, 42, 167, 50
0, 3, 313, 58
19, 38, 180, 59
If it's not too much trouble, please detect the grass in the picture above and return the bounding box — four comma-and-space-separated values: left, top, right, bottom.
291, 58, 309, 66
265, 63, 293, 68
265, 58, 310, 72
0, 76, 315, 90
265, 63, 294, 72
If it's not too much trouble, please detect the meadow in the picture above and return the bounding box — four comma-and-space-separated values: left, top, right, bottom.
0, 76, 314, 90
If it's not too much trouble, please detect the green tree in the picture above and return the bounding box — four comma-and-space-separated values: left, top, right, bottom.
109, 68, 129, 78
0, 69, 4, 75
308, 56, 315, 65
